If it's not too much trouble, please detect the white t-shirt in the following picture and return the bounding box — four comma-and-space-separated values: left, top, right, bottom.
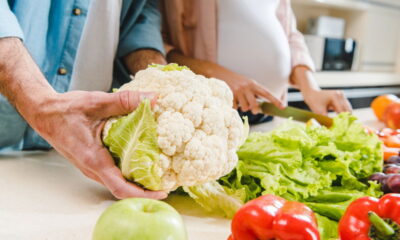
69, 0, 122, 91
217, 0, 291, 99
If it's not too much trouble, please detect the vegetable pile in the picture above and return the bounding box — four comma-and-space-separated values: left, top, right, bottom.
102, 64, 247, 192
368, 128, 400, 194
186, 113, 383, 239
101, 64, 386, 239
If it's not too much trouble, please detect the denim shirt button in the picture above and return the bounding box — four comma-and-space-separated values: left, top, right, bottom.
73, 8, 82, 16
57, 67, 68, 75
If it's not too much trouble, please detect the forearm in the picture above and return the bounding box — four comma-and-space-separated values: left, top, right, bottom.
167, 50, 284, 111
166, 50, 218, 78
167, 50, 253, 86
0, 38, 56, 121
123, 49, 166, 75
290, 65, 320, 93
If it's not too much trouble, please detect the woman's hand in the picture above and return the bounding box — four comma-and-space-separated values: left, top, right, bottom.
167, 50, 284, 114
221, 70, 285, 114
302, 89, 352, 115
291, 65, 352, 115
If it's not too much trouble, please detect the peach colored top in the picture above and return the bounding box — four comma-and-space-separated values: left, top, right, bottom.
161, 0, 315, 71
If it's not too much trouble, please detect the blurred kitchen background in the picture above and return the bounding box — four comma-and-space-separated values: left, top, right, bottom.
288, 0, 400, 109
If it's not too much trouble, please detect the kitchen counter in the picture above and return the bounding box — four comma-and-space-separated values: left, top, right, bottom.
0, 108, 383, 240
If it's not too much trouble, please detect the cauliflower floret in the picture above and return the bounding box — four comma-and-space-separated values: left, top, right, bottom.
159, 153, 171, 171
171, 130, 228, 187
157, 111, 195, 156
160, 169, 177, 191
104, 64, 245, 192
226, 108, 245, 149
182, 101, 203, 128
157, 92, 188, 112
208, 77, 234, 106
201, 106, 227, 136
224, 149, 239, 176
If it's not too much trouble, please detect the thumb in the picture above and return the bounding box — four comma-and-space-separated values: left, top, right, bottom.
98, 90, 157, 118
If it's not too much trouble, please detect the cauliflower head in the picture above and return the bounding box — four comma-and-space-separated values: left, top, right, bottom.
103, 64, 246, 192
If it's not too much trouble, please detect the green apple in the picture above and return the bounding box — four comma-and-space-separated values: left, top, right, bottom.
92, 198, 187, 240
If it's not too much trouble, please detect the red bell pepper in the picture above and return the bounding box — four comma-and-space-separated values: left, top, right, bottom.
228, 194, 320, 240
339, 193, 400, 240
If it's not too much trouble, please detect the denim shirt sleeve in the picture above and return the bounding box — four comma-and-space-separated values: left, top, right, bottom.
117, 0, 164, 58
0, 1, 24, 39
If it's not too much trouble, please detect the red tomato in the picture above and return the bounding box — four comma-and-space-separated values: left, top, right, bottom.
383, 102, 400, 129
371, 95, 399, 121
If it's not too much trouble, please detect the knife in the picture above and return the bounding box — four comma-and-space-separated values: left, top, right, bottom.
259, 102, 333, 127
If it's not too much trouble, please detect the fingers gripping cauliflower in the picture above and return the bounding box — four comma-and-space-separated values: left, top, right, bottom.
103, 64, 246, 192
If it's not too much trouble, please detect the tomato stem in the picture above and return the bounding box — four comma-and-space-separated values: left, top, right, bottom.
368, 211, 395, 236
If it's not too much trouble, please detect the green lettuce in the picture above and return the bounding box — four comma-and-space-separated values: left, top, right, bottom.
184, 113, 383, 239
316, 214, 339, 240
103, 100, 162, 190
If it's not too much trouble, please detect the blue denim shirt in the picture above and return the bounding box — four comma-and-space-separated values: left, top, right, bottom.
0, 0, 164, 150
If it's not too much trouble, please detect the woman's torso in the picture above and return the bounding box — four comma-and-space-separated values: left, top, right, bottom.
217, 0, 292, 99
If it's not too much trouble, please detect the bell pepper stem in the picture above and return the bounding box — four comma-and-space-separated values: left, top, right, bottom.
368, 211, 395, 236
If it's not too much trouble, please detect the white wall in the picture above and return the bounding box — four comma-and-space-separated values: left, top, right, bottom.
292, 0, 400, 73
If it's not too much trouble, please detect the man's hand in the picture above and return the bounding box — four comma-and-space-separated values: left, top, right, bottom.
291, 65, 352, 115
30, 90, 167, 199
0, 38, 166, 199
166, 50, 284, 114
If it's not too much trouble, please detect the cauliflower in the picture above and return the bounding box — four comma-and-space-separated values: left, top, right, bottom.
103, 64, 246, 192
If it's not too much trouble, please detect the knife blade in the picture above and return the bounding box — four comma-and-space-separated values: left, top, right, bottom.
259, 102, 333, 127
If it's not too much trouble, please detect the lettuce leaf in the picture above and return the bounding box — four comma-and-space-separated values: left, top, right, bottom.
316, 214, 339, 240
103, 100, 162, 190
184, 113, 383, 240
232, 112, 382, 201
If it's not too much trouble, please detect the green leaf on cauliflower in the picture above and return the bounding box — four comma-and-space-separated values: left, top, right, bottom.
103, 100, 162, 190
183, 181, 245, 218
149, 63, 189, 72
